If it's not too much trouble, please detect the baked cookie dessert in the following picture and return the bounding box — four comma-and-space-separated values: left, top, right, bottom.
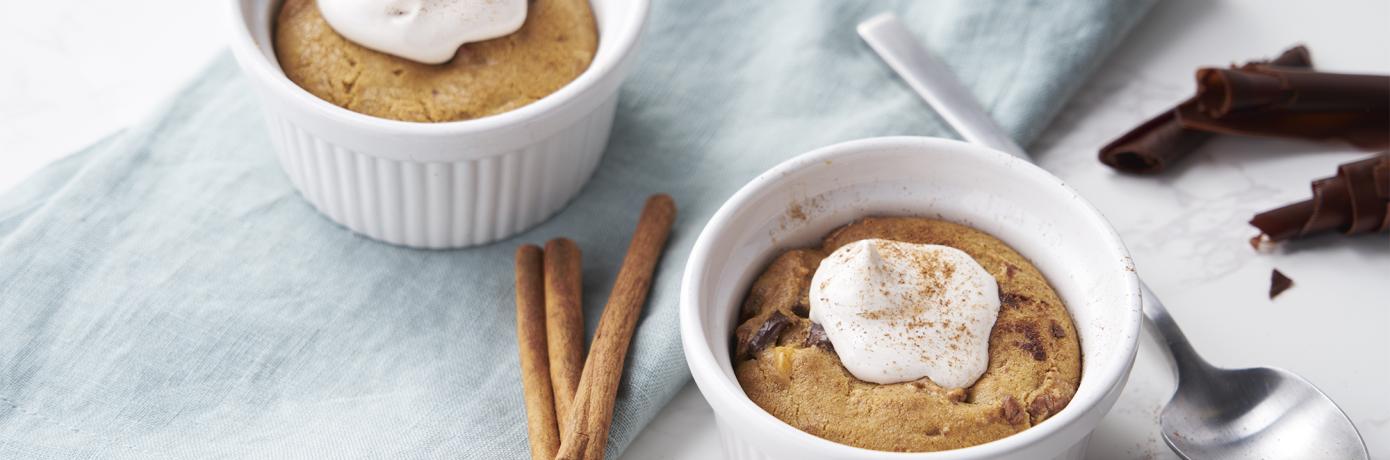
274, 0, 598, 122
733, 217, 1081, 452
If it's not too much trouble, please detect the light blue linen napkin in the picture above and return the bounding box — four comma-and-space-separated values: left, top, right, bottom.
0, 1, 1153, 458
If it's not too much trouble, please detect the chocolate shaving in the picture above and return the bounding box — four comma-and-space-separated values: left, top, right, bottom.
1100, 46, 1312, 174
1178, 69, 1389, 149
803, 322, 834, 351
1250, 153, 1390, 242
1269, 269, 1294, 299
741, 311, 790, 360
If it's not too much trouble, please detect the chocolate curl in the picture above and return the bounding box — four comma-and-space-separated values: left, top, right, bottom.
1178, 69, 1390, 149
1099, 46, 1312, 174
1250, 153, 1390, 243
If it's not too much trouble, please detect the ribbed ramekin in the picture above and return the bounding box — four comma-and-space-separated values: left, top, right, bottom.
228, 0, 647, 248
681, 137, 1142, 460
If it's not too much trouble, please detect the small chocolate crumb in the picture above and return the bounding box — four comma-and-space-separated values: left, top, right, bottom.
1004, 263, 1019, 280
742, 311, 791, 360
1050, 321, 1066, 339
803, 322, 834, 351
1269, 269, 1294, 299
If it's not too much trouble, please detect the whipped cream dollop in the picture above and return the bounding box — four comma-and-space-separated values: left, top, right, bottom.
809, 239, 1001, 388
319, 0, 527, 64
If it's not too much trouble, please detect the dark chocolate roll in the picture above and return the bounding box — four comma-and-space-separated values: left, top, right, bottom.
1098, 46, 1312, 174
1250, 153, 1390, 243
1178, 68, 1389, 150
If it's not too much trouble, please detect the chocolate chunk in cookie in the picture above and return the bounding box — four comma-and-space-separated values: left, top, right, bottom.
803, 322, 834, 351
741, 311, 791, 360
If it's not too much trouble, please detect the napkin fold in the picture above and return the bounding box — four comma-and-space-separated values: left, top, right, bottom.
0, 1, 1153, 458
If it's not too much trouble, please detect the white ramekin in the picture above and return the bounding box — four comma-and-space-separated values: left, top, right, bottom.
680, 137, 1142, 460
227, 0, 648, 248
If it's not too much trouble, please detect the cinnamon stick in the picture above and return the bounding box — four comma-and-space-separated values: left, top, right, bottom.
543, 238, 585, 439
556, 195, 677, 460
515, 245, 560, 460
1099, 46, 1312, 174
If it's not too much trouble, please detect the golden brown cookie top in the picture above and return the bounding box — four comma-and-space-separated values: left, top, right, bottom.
274, 0, 598, 122
733, 217, 1081, 452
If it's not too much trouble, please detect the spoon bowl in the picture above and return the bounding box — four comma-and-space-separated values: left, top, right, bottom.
1140, 284, 1369, 459
1155, 330, 1369, 459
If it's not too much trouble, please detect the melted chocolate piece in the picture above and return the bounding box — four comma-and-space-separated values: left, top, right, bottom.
999, 321, 1047, 361
1250, 153, 1390, 242
803, 322, 834, 351
741, 310, 790, 360
1099, 46, 1312, 174
1270, 269, 1294, 300
1028, 392, 1072, 421
1000, 396, 1026, 425
790, 300, 810, 318
1000, 292, 1031, 310
1016, 339, 1046, 361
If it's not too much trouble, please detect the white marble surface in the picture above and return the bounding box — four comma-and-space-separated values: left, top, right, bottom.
2, 0, 1386, 459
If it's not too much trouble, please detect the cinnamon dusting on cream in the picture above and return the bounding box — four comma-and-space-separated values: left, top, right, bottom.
808, 239, 1001, 388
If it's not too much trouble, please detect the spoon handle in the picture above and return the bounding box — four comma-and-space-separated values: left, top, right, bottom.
857, 13, 1212, 377
1139, 282, 1213, 377
856, 13, 1030, 160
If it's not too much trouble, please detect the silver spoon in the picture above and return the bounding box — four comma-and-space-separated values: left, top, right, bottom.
857, 13, 1369, 459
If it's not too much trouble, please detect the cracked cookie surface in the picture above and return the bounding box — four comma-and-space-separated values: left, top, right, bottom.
274, 0, 597, 122
733, 217, 1081, 452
